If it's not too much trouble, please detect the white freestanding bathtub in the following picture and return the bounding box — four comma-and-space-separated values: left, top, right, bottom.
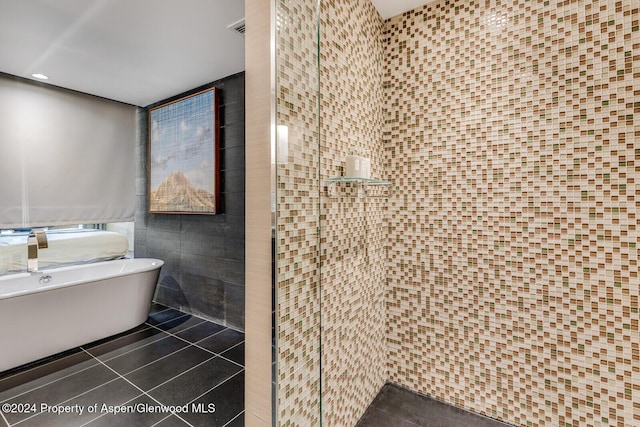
0, 258, 163, 372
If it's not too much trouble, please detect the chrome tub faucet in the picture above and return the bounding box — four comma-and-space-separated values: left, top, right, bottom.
27, 229, 48, 272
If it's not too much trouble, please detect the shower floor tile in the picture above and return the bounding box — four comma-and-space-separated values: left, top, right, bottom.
0, 304, 244, 427
357, 384, 514, 427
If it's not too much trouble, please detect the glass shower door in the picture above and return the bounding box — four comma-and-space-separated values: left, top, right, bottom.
273, 0, 322, 425
273, 0, 389, 425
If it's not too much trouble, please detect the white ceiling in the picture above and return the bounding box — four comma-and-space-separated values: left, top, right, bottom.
0, 0, 423, 107
371, 0, 429, 19
0, 0, 245, 106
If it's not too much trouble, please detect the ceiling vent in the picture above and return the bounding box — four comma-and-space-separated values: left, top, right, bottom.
227, 18, 245, 37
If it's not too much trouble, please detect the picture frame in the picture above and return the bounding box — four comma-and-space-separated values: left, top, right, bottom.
148, 88, 220, 214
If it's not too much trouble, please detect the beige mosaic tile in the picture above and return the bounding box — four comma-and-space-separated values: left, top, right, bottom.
276, 0, 322, 425
276, 0, 639, 425
276, 0, 388, 425
384, 1, 640, 426
319, 0, 388, 426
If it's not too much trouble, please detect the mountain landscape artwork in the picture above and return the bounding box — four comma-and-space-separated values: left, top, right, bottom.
148, 88, 219, 213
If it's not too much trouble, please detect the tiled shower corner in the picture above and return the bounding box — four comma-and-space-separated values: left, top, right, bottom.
385, 1, 639, 425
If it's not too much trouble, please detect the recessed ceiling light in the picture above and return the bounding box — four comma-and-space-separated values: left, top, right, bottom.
32, 73, 49, 80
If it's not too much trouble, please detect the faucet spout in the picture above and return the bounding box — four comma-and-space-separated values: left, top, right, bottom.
27, 229, 48, 273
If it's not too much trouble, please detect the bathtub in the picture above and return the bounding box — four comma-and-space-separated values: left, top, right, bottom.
0, 258, 163, 372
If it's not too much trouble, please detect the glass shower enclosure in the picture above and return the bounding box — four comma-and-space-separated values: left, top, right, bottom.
273, 0, 390, 425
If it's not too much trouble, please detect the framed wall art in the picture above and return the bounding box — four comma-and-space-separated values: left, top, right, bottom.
148, 88, 220, 214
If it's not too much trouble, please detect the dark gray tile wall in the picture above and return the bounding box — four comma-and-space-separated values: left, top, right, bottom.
135, 72, 245, 330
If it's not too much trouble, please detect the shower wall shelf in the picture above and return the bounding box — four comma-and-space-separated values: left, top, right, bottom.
325, 177, 392, 198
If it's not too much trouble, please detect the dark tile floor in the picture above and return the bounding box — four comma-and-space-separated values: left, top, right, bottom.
0, 304, 244, 427
357, 384, 513, 427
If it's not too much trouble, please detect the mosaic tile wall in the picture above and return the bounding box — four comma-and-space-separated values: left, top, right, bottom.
384, 1, 640, 426
319, 0, 388, 426
275, 0, 388, 425
275, 0, 322, 424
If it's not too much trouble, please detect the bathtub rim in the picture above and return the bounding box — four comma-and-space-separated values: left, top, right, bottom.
0, 258, 164, 301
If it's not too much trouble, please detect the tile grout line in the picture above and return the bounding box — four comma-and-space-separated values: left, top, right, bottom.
146, 323, 245, 369
144, 317, 208, 337
81, 310, 205, 365
0, 348, 98, 393
0, 358, 103, 405
95, 334, 213, 380
79, 349, 195, 427
77, 390, 149, 427
148, 414, 175, 427
222, 410, 244, 427
140, 317, 245, 379
0, 409, 10, 427
186, 369, 244, 404
12, 376, 123, 426
82, 333, 173, 365
190, 341, 244, 369
221, 340, 245, 354
187, 369, 244, 404
147, 321, 227, 343
181, 369, 245, 419
141, 354, 218, 396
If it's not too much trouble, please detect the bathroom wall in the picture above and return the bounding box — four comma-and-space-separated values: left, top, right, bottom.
135, 72, 246, 330
385, 1, 639, 425
319, 0, 387, 425
275, 0, 387, 424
